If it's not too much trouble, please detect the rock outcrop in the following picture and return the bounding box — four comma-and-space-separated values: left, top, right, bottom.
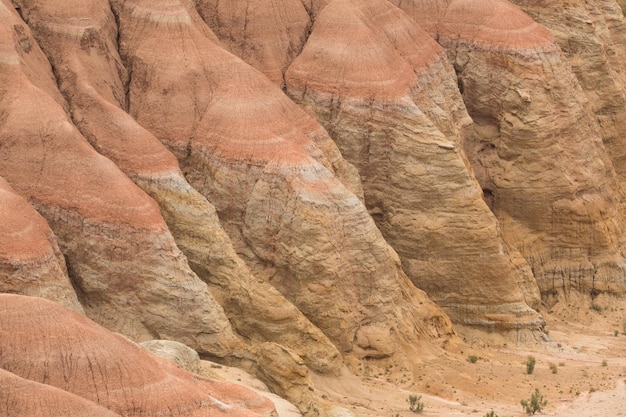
0, 368, 122, 417
391, 0, 626, 300
0, 294, 276, 417
113, 0, 453, 360
195, 0, 312, 86
0, 0, 237, 356
0, 177, 82, 312
507, 0, 626, 185
283, 0, 543, 333
13, 0, 342, 375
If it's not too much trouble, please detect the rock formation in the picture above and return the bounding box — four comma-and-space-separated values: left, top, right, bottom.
0, 0, 237, 356
113, 0, 454, 361
195, 0, 312, 86
5, 0, 626, 415
0, 294, 276, 417
0, 177, 83, 312
282, 0, 543, 332
13, 0, 342, 376
507, 0, 626, 185
390, 0, 626, 300
0, 368, 122, 417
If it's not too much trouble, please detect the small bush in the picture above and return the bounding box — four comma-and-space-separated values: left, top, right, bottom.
602, 359, 608, 367
549, 362, 558, 374
468, 355, 479, 363
526, 356, 536, 374
520, 388, 547, 415
408, 394, 424, 413
615, 330, 620, 337
591, 303, 602, 312
484, 411, 498, 417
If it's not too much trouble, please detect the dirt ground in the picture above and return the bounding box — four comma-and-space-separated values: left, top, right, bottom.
207, 296, 626, 417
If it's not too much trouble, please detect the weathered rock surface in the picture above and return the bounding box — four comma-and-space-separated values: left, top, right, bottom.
392, 0, 626, 300
14, 0, 342, 376
114, 0, 454, 362
195, 0, 311, 85
0, 294, 276, 417
507, 0, 626, 185
284, 0, 543, 333
0, 0, 236, 356
0, 177, 82, 312
0, 368, 122, 417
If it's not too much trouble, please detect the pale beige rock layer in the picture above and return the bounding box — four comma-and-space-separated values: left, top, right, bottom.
508, 0, 626, 185
393, 0, 626, 299
113, 0, 454, 361
0, 177, 83, 312
285, 0, 543, 332
0, 294, 276, 417
0, 0, 237, 356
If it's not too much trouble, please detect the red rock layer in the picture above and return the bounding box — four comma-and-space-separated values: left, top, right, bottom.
194, 0, 312, 85
394, 0, 626, 298
113, 0, 453, 360
15, 0, 343, 375
0, 0, 236, 356
0, 177, 82, 312
285, 0, 543, 333
0, 368, 122, 417
0, 294, 275, 417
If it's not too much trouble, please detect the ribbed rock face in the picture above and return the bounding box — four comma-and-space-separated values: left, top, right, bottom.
0, 368, 122, 417
195, 0, 312, 85
391, 0, 626, 299
0, 294, 276, 417
283, 0, 543, 332
14, 0, 342, 376
113, 0, 453, 358
0, 0, 236, 356
0, 177, 82, 312
507, 0, 626, 184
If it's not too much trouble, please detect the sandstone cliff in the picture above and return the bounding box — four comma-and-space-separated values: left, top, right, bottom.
4, 0, 626, 415
0, 177, 83, 312
113, 0, 453, 362
391, 0, 626, 301
284, 0, 543, 334
0, 0, 237, 356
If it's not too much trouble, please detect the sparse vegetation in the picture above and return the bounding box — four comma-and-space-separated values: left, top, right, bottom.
602, 359, 608, 367
408, 394, 424, 413
615, 330, 620, 337
591, 303, 602, 312
526, 356, 536, 374
549, 362, 558, 374
484, 411, 498, 417
468, 354, 479, 363
520, 388, 547, 415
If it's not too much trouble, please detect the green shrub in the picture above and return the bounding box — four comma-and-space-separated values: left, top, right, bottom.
526, 356, 536, 374
484, 411, 498, 417
468, 355, 478, 363
615, 330, 620, 337
602, 359, 608, 367
549, 362, 558, 374
408, 394, 424, 413
520, 388, 547, 415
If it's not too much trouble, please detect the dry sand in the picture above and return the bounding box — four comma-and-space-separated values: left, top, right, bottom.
207, 297, 626, 417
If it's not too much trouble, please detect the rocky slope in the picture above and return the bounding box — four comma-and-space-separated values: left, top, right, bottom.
3, 0, 626, 416
390, 0, 626, 301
